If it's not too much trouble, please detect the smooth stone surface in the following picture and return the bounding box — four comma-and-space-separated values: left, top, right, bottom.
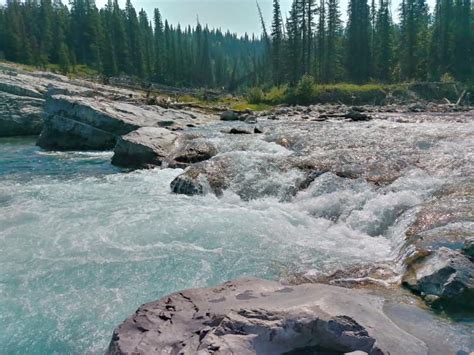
220, 110, 239, 121
108, 278, 428, 355
112, 127, 179, 169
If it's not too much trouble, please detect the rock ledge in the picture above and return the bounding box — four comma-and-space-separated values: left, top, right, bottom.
108, 278, 428, 355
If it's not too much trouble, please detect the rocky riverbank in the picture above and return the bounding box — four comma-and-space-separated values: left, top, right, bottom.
1, 64, 472, 353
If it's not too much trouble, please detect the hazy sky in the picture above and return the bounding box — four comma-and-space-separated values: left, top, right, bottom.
93, 0, 437, 35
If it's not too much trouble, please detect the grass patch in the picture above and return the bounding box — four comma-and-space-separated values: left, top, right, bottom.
231, 102, 271, 111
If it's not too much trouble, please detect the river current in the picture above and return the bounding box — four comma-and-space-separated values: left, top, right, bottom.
0, 113, 470, 354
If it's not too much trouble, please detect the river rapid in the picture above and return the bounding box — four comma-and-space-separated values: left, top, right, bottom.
0, 111, 473, 353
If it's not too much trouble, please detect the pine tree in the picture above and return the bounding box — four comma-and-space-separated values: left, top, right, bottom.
58, 42, 71, 74
316, 0, 326, 82
39, 0, 53, 64
153, 8, 164, 81
99, 0, 118, 77
287, 1, 303, 83
451, 0, 471, 80
112, 0, 129, 74
124, 0, 145, 77
271, 0, 284, 85
399, 0, 430, 80
346, 0, 371, 83
326, 0, 344, 82
373, 0, 393, 81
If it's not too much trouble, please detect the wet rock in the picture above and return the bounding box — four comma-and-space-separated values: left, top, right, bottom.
170, 139, 217, 167
254, 125, 264, 134
220, 110, 239, 121
112, 127, 179, 169
463, 237, 474, 259
403, 248, 474, 311
408, 103, 427, 113
107, 278, 428, 355
170, 156, 233, 196
228, 127, 252, 134
244, 115, 257, 124
345, 110, 372, 121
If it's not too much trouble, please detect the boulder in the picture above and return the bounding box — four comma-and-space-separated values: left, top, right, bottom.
107, 278, 428, 355
220, 110, 239, 121
170, 156, 233, 196
228, 127, 253, 134
37, 114, 117, 150
402, 248, 474, 311
463, 237, 474, 259
169, 139, 217, 167
0, 92, 44, 137
112, 127, 179, 169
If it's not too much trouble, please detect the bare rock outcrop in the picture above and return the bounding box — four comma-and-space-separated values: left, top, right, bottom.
107, 278, 428, 355
37, 95, 212, 151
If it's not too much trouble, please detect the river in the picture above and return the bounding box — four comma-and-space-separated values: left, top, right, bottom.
0, 112, 472, 353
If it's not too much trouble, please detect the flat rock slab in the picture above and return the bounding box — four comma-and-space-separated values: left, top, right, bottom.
108, 278, 428, 355
37, 95, 214, 150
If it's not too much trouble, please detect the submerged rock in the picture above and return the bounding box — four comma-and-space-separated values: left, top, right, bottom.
107, 278, 428, 355
228, 127, 253, 134
403, 248, 474, 311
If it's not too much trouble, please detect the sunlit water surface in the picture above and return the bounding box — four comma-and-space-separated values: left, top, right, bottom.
0, 134, 452, 353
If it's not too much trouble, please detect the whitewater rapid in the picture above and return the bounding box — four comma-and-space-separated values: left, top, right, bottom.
0, 112, 471, 354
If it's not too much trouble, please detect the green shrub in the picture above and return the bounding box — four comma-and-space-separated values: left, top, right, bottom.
440, 72, 455, 83
294, 75, 316, 104
246, 87, 264, 104
264, 85, 287, 104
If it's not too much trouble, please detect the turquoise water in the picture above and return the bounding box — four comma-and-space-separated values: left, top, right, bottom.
0, 137, 446, 353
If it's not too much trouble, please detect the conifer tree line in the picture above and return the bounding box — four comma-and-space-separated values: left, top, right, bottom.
0, 0, 472, 89
268, 0, 472, 85
0, 0, 266, 88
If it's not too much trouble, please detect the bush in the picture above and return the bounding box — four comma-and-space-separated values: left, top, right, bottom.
440, 72, 455, 83
294, 75, 316, 104
312, 83, 386, 105
246, 87, 264, 104
264, 85, 287, 104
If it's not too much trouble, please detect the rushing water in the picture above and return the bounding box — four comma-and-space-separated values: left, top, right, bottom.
0, 119, 467, 354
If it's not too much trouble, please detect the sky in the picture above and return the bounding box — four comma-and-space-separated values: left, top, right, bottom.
93, 0, 436, 36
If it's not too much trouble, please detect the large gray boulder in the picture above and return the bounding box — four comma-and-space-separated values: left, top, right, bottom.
112, 127, 179, 169
169, 138, 218, 168
403, 248, 474, 310
107, 278, 428, 355
112, 131, 218, 169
